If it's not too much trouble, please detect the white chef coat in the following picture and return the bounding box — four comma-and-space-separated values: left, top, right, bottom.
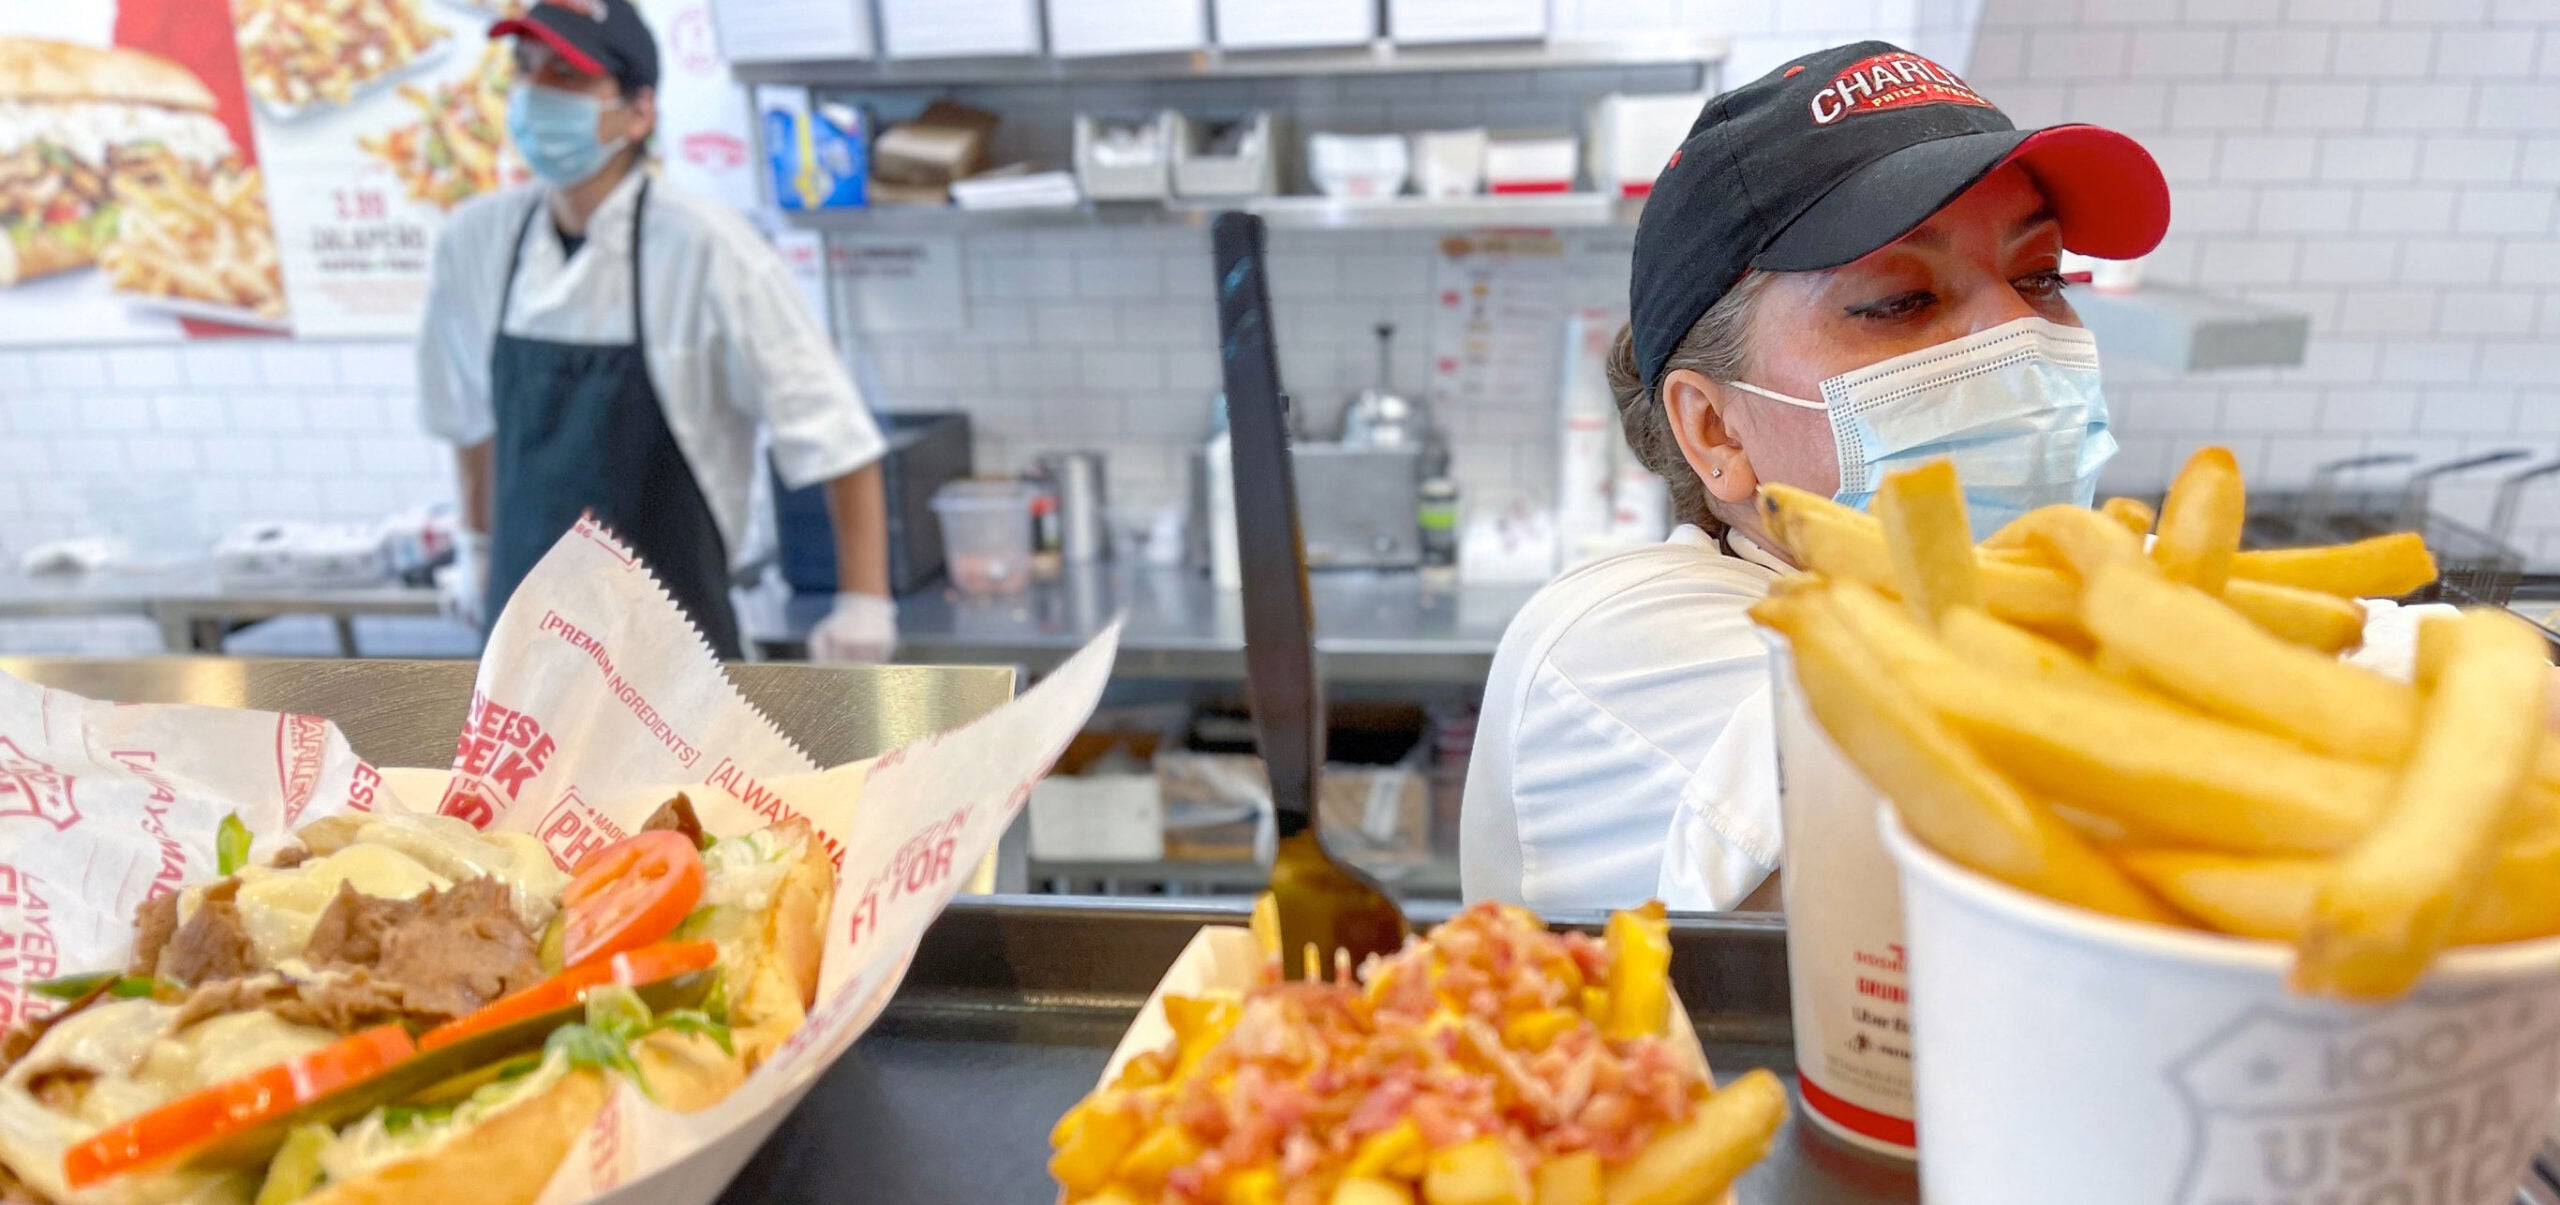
417, 170, 884, 568
1461, 526, 1788, 914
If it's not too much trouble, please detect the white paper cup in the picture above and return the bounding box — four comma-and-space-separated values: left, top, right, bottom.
1765, 638, 1918, 1158
1881, 809, 2560, 1204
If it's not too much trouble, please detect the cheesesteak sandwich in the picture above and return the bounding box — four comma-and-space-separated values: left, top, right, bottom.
0, 795, 832, 1205
0, 40, 235, 286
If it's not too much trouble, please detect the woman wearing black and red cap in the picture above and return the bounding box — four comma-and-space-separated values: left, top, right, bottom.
1461, 42, 2172, 914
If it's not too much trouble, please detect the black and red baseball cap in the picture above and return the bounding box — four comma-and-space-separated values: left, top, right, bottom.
492, 0, 659, 93
1630, 40, 2170, 392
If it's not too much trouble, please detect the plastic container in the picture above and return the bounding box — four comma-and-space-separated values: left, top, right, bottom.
930, 479, 1038, 595
1881, 809, 2560, 1203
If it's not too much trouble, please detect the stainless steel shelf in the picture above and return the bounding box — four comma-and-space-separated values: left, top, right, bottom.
785, 192, 1645, 233
730, 35, 1727, 88
2069, 283, 2312, 371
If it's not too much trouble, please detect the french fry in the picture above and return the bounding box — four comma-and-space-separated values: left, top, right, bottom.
2230, 532, 2438, 599
1891, 654, 2394, 855
2100, 496, 2157, 539
1938, 606, 2158, 706
1754, 587, 2176, 921
1874, 461, 1979, 627
1600, 1070, 1788, 1205
2294, 610, 2554, 999
2119, 835, 2560, 947
1424, 1137, 1529, 1205
2152, 447, 2245, 593
1760, 485, 2081, 631
2014, 504, 2149, 580
2084, 562, 2560, 796
2220, 578, 2367, 654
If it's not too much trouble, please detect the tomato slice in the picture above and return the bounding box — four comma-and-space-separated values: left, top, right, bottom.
418, 939, 718, 1052
560, 831, 705, 969
64, 1024, 414, 1189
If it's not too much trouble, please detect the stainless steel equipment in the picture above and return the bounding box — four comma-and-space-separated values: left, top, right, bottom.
1292, 444, 1422, 569
1035, 450, 1111, 564
0, 657, 1015, 769
1336, 323, 1430, 451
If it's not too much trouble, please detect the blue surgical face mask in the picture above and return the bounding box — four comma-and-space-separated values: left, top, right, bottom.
507, 82, 628, 187
1727, 317, 2116, 537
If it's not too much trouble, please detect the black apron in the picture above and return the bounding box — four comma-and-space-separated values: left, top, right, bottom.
484, 180, 744, 659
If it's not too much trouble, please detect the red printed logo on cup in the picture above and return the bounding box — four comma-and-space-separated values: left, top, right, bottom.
0, 865, 61, 1029
0, 738, 79, 830
276, 714, 330, 827
1807, 52, 1991, 126
536, 788, 628, 871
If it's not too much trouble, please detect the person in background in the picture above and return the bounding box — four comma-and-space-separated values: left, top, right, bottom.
1461, 41, 2173, 914
419, 0, 895, 662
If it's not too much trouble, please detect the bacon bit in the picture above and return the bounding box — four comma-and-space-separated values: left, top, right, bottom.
1088, 902, 1707, 1203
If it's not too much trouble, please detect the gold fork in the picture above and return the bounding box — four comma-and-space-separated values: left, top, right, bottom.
1211, 212, 1409, 981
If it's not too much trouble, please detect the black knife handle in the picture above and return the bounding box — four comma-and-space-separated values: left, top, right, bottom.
1210, 212, 1321, 842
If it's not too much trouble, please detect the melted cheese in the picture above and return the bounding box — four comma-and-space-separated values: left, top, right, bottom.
352, 813, 568, 933
175, 812, 572, 970
0, 1001, 332, 1203
230, 846, 450, 968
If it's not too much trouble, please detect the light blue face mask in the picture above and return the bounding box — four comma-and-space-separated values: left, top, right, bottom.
507, 82, 629, 187
1728, 316, 2116, 538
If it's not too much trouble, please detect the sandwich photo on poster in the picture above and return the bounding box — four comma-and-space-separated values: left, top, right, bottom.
0, 4, 288, 342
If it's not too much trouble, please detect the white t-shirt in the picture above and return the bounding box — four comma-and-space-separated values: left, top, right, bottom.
417, 170, 885, 568
1460, 526, 1788, 913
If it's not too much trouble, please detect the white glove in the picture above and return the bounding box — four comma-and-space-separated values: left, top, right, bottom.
808, 591, 897, 663
434, 529, 489, 629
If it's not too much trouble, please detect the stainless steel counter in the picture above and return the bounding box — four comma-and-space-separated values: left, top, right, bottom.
722, 897, 1921, 1205
0, 563, 441, 655
0, 561, 1539, 683
785, 562, 1542, 683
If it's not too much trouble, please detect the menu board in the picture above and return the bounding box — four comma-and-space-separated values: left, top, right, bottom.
0, 3, 287, 343
1, 0, 759, 343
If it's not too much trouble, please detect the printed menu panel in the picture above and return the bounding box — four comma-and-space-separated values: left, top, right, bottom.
2, 0, 760, 342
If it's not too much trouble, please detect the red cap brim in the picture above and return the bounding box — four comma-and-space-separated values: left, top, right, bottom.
490, 15, 608, 78
2003, 124, 2171, 260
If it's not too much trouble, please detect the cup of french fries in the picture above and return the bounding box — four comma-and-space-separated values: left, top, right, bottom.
1752, 448, 2560, 1203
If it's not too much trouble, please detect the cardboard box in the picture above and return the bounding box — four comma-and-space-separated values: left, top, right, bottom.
1154, 751, 1429, 861
872, 101, 998, 188
1028, 731, 1165, 861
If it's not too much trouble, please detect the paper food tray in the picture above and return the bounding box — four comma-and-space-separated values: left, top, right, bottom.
249, 35, 455, 123
1077, 925, 1732, 1205
0, 521, 1120, 1205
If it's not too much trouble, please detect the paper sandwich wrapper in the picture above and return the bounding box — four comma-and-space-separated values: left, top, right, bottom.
1073, 925, 1733, 1205
0, 518, 1121, 1205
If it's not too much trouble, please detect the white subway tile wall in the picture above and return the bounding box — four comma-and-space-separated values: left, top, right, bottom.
0, 0, 2550, 656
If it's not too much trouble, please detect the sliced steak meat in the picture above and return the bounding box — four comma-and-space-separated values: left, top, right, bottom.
298, 876, 540, 1024
304, 880, 415, 967
643, 793, 705, 848
173, 970, 410, 1034
373, 876, 542, 1020
128, 892, 179, 978
158, 880, 251, 988
267, 845, 311, 870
